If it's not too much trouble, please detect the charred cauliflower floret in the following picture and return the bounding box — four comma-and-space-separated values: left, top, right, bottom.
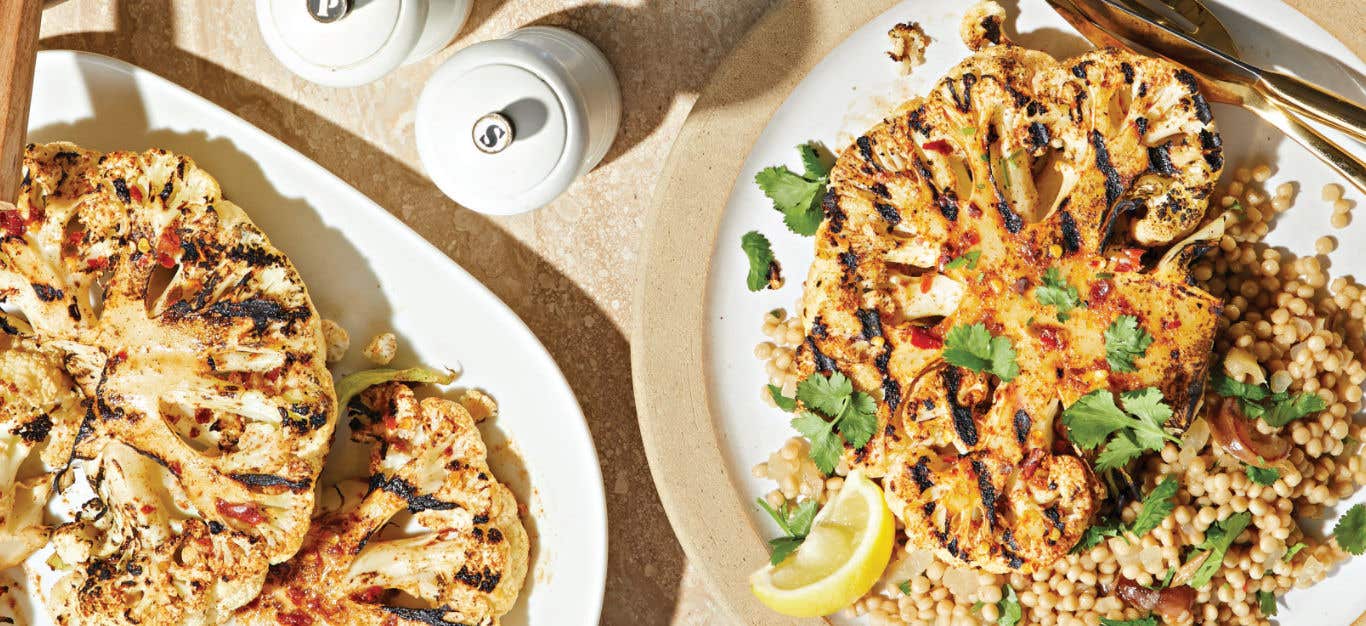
237, 382, 528, 626
795, 35, 1224, 573
0, 339, 82, 569
1, 143, 336, 623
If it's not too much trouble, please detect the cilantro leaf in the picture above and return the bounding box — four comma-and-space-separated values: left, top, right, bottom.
946, 249, 981, 270
1100, 618, 1157, 626
1257, 590, 1277, 616
898, 580, 913, 595
837, 392, 879, 449
943, 323, 1019, 381
1188, 511, 1252, 587
1333, 503, 1366, 555
1094, 432, 1143, 472
798, 142, 831, 180
1212, 373, 1269, 403
791, 411, 841, 474
1284, 542, 1307, 561
1245, 464, 1280, 486
796, 371, 854, 418
741, 231, 780, 291
1263, 391, 1327, 428
1129, 477, 1179, 537
756, 144, 830, 236
1036, 267, 1081, 321
1072, 517, 1123, 553
997, 584, 1021, 626
768, 385, 797, 412
1105, 315, 1154, 372
1121, 388, 1178, 450
768, 536, 803, 564
1062, 390, 1133, 450
756, 497, 820, 565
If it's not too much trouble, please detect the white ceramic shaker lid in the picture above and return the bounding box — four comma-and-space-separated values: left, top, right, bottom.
256, 0, 472, 87
416, 26, 622, 215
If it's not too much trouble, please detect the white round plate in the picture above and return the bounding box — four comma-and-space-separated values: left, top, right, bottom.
14, 50, 607, 625
705, 1, 1365, 624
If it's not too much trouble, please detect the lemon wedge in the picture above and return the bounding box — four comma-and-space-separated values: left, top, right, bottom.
750, 470, 895, 617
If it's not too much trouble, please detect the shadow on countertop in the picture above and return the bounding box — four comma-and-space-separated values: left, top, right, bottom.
37, 0, 803, 623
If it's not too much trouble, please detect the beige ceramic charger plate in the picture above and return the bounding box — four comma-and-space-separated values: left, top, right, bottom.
631, 0, 1362, 624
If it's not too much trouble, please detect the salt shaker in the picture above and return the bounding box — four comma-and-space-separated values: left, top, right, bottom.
415, 26, 622, 215
256, 0, 473, 87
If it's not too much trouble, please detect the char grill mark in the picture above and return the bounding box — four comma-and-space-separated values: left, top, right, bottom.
1090, 131, 1124, 208
229, 473, 312, 493
883, 377, 902, 412
1174, 69, 1213, 124
807, 336, 837, 373
1120, 61, 1135, 83
857, 308, 883, 339
1043, 505, 1065, 533
980, 16, 1002, 45
1027, 122, 1050, 151
947, 73, 978, 112
811, 317, 830, 339
203, 299, 310, 332
17, 413, 52, 443
908, 106, 931, 135
942, 367, 979, 446
111, 178, 131, 203
1147, 143, 1176, 176
381, 606, 469, 626
972, 459, 998, 527
1135, 116, 1148, 137
32, 283, 64, 302
1012, 409, 1031, 444
911, 456, 935, 491
1059, 208, 1081, 255
1199, 129, 1224, 170
455, 565, 502, 593
996, 199, 1023, 233
857, 136, 880, 171
875, 202, 903, 226
369, 473, 459, 513
822, 189, 846, 233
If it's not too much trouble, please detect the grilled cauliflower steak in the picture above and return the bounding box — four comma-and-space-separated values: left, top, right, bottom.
0, 339, 83, 569
238, 382, 528, 626
2, 143, 336, 623
796, 40, 1225, 574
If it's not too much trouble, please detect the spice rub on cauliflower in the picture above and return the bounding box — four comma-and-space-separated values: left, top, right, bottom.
238, 382, 528, 626
2, 143, 336, 623
794, 35, 1226, 572
0, 338, 83, 570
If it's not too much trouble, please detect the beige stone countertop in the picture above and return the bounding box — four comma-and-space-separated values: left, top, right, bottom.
34, 0, 1364, 624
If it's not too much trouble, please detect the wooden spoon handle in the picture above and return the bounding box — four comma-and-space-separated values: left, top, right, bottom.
0, 0, 43, 203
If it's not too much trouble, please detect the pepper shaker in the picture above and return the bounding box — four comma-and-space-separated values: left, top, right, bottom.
415, 26, 622, 215
256, 0, 472, 87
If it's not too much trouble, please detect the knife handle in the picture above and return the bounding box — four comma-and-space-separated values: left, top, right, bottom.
1258, 70, 1366, 144
1248, 91, 1366, 196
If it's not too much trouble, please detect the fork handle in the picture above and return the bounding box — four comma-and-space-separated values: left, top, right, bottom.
1258, 70, 1366, 144
1247, 90, 1366, 196
0, 0, 42, 203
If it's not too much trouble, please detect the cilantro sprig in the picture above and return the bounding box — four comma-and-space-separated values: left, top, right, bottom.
1212, 373, 1327, 427
1333, 503, 1366, 555
1104, 315, 1153, 373
1245, 464, 1280, 486
997, 585, 1022, 626
942, 323, 1019, 382
741, 231, 781, 292
755, 143, 831, 236
1063, 387, 1179, 472
1257, 590, 1277, 616
756, 497, 818, 565
1073, 477, 1178, 552
771, 371, 878, 474
1035, 267, 1081, 321
1185, 511, 1252, 588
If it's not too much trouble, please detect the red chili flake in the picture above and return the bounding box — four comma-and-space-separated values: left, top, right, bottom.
383, 415, 398, 431
188, 427, 201, 438
1038, 326, 1061, 350
140, 504, 155, 514
963, 231, 980, 246
1089, 279, 1112, 304
910, 326, 943, 350
65, 229, 85, 248
215, 499, 266, 526
277, 612, 313, 626
26, 205, 45, 225
1164, 318, 1182, 330
194, 408, 213, 424
967, 203, 983, 218
128, 185, 144, 203
156, 253, 176, 268
919, 273, 935, 293
922, 139, 953, 155
351, 586, 385, 604
87, 257, 110, 270
264, 368, 282, 382
0, 211, 24, 237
